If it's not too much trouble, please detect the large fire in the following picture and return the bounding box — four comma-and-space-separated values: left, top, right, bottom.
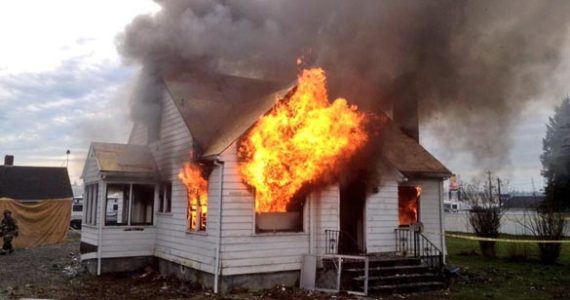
238, 68, 369, 213
178, 162, 208, 230
398, 186, 421, 225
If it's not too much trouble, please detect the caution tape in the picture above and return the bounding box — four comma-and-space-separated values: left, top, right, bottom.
445, 233, 570, 244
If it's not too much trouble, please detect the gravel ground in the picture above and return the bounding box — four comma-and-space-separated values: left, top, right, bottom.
0, 232, 353, 299
0, 231, 445, 299
0, 232, 200, 299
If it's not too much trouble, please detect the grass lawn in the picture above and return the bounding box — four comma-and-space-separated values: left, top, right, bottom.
442, 233, 570, 300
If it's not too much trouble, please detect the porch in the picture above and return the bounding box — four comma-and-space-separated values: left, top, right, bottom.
301, 227, 445, 296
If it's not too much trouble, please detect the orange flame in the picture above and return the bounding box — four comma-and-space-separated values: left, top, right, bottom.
178, 162, 208, 230
238, 68, 369, 212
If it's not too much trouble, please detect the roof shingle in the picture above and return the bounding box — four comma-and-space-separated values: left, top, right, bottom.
0, 166, 73, 200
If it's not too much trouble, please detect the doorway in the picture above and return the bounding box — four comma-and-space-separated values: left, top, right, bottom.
398, 186, 420, 226
339, 173, 367, 254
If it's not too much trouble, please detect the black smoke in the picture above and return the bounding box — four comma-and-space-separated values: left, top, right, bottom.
116, 0, 570, 168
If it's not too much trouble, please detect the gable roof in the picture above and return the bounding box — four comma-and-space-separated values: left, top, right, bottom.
89, 142, 157, 177
381, 120, 451, 178
163, 71, 293, 158
163, 73, 450, 178
0, 166, 73, 200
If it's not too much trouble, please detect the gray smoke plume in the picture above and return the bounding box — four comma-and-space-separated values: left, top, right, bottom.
116, 0, 570, 169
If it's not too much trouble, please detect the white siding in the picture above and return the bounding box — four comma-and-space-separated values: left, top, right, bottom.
82, 148, 99, 183
81, 225, 98, 245
217, 144, 312, 276
99, 227, 156, 258
314, 185, 340, 255
366, 175, 400, 253
151, 92, 218, 274
128, 122, 148, 145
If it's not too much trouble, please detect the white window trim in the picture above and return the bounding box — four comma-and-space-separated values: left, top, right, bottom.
251, 191, 308, 236
102, 182, 156, 228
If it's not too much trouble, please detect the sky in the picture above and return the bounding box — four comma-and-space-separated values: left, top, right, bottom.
0, 1, 567, 193
0, 0, 160, 187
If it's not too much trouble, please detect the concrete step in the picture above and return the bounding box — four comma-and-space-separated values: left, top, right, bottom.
354, 272, 442, 285
345, 264, 433, 276
368, 281, 445, 294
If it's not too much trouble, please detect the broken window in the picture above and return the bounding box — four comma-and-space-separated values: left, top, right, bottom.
398, 186, 421, 226
158, 182, 172, 213
104, 183, 155, 226
84, 183, 99, 225
132, 184, 154, 225
105, 184, 130, 226
255, 192, 305, 233
187, 190, 207, 231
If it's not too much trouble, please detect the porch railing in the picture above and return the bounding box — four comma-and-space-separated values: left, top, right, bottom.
394, 227, 443, 270
325, 229, 361, 255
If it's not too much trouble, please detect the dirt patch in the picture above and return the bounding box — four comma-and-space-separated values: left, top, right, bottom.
0, 233, 447, 299
0, 232, 356, 299
0, 232, 198, 299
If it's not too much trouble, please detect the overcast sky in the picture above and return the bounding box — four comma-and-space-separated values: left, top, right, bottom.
0, 1, 567, 193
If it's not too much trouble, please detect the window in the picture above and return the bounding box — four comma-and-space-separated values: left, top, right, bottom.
105, 183, 154, 226
72, 204, 83, 212
158, 182, 172, 213
255, 192, 305, 233
132, 184, 154, 225
105, 184, 129, 225
84, 183, 99, 225
187, 191, 207, 231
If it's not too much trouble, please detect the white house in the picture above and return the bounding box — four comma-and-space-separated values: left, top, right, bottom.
80, 71, 451, 294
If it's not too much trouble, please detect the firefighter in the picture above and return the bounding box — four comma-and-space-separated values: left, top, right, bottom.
0, 209, 19, 255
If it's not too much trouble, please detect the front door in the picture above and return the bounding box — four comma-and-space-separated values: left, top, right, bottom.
339, 173, 367, 254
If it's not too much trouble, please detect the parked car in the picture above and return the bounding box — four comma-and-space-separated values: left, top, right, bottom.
70, 198, 83, 229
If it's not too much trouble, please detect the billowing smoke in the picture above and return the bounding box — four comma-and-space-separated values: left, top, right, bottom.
117, 0, 570, 169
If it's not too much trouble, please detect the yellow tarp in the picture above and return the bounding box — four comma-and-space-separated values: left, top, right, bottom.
0, 197, 72, 249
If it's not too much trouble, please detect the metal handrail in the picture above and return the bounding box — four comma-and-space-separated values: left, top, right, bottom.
325, 229, 362, 255
395, 227, 443, 270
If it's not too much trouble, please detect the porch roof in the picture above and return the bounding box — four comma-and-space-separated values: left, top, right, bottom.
90, 142, 158, 178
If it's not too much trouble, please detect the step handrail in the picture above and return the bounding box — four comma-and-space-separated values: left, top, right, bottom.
394, 227, 443, 270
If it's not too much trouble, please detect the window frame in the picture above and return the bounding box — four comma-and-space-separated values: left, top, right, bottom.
186, 187, 207, 232
252, 191, 307, 235
83, 183, 99, 226
158, 182, 172, 214
102, 182, 156, 227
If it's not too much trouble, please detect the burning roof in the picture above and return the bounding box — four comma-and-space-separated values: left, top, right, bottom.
164, 71, 293, 157
164, 70, 450, 179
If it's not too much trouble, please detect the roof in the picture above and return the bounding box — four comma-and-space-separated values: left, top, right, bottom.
163, 72, 450, 178
163, 71, 293, 157
0, 166, 73, 200
90, 142, 157, 176
381, 119, 452, 178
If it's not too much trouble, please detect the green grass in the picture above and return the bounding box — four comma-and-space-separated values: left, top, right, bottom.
443, 233, 570, 300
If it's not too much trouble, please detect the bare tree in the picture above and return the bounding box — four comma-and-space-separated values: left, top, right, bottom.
528, 194, 567, 264
463, 178, 503, 257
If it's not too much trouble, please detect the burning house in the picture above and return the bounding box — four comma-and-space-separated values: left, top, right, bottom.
80, 68, 451, 294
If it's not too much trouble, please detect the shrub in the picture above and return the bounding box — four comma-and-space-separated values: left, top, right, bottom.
530, 208, 566, 264
469, 206, 502, 257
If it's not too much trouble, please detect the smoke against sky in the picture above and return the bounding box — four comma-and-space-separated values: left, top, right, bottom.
117, 0, 570, 175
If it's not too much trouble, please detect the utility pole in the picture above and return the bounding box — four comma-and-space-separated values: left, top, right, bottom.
487, 170, 493, 203
66, 150, 70, 168
497, 177, 502, 208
